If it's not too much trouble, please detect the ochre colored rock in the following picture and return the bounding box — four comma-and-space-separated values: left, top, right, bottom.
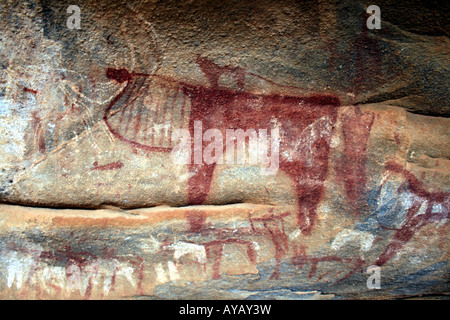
0, 0, 448, 299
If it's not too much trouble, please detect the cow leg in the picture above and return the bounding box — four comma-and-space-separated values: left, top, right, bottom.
295, 183, 324, 235
187, 162, 217, 205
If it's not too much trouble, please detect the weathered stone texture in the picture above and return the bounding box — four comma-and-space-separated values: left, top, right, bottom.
0, 0, 448, 299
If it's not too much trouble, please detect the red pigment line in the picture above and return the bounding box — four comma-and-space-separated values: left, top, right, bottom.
151, 93, 162, 146
38, 134, 46, 153
186, 211, 206, 233
337, 257, 365, 283
147, 71, 340, 107
263, 220, 288, 280
122, 80, 142, 135
166, 89, 182, 146
91, 161, 124, 171
157, 87, 174, 146
384, 161, 447, 202
104, 60, 342, 239
23, 87, 38, 95
83, 277, 94, 300
179, 88, 187, 124
134, 114, 142, 141
248, 212, 257, 233
374, 161, 449, 266
37, 244, 146, 299
128, 256, 145, 296
118, 78, 139, 128
201, 238, 258, 280
375, 202, 422, 267
152, 84, 172, 145
248, 211, 290, 279
245, 70, 311, 93
102, 249, 143, 295
103, 75, 171, 153
250, 211, 292, 222
291, 250, 351, 280
335, 106, 375, 205
394, 132, 401, 145
246, 242, 257, 264
211, 244, 223, 280
375, 200, 446, 267
155, 87, 169, 142
31, 111, 46, 153
196, 55, 229, 88
308, 256, 342, 279
122, 78, 145, 135
186, 163, 217, 205
124, 79, 148, 135
40, 246, 97, 268
142, 92, 153, 143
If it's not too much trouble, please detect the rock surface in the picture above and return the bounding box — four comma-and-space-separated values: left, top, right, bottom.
0, 0, 448, 299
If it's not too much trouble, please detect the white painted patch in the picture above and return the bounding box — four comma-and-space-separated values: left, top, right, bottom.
167, 260, 180, 281
80, 262, 99, 296
41, 265, 67, 294
95, 258, 119, 296
139, 235, 161, 253
330, 132, 341, 149
331, 229, 375, 252
252, 241, 260, 251
288, 229, 302, 241
416, 200, 428, 216
0, 100, 32, 178
115, 262, 137, 288
5, 251, 35, 289
431, 203, 443, 213
169, 241, 207, 264
155, 263, 168, 283
66, 264, 82, 292
0, 245, 140, 298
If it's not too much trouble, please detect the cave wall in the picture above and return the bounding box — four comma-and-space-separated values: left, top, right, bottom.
0, 0, 448, 299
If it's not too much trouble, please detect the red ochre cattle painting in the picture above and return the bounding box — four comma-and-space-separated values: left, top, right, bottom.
103, 56, 350, 236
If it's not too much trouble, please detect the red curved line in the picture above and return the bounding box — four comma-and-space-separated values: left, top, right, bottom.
104, 70, 341, 153
103, 75, 172, 153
